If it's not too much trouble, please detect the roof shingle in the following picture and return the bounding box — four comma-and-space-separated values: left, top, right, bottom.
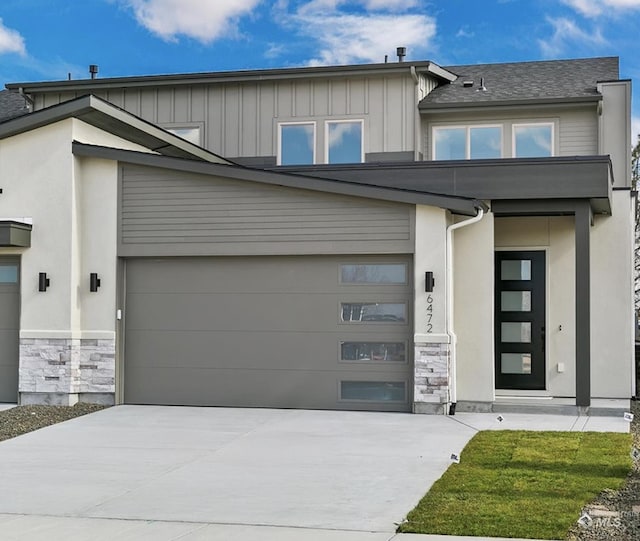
420, 57, 619, 109
0, 90, 30, 122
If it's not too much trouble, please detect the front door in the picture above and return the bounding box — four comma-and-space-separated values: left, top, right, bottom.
495, 251, 545, 390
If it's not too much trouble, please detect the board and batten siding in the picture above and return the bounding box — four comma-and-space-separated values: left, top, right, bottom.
422, 105, 598, 159
118, 164, 414, 257
33, 73, 422, 160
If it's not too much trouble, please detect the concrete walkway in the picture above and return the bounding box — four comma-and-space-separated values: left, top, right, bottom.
0, 405, 629, 541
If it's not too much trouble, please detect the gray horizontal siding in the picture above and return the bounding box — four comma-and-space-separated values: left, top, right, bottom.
119, 164, 414, 256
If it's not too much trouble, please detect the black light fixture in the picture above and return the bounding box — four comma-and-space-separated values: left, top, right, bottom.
425, 271, 435, 293
90, 273, 101, 292
38, 272, 50, 292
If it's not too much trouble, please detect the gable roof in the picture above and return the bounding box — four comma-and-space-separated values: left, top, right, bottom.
0, 94, 231, 164
420, 56, 619, 109
0, 90, 30, 122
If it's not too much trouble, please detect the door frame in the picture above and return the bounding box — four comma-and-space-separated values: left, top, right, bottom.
494, 249, 547, 391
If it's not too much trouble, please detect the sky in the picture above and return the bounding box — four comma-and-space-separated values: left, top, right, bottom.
1, 0, 640, 140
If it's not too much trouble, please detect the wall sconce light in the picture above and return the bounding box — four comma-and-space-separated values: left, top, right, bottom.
425, 271, 435, 293
90, 273, 101, 292
38, 272, 50, 292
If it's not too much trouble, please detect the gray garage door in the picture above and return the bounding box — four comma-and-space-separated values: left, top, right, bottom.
0, 258, 19, 403
124, 256, 412, 412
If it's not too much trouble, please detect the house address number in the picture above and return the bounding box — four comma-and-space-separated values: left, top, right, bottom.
426, 294, 433, 333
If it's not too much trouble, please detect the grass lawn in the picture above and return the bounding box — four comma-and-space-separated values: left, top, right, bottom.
398, 430, 632, 540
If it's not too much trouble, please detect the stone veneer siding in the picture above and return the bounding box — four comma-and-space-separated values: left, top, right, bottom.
19, 338, 115, 405
413, 342, 449, 414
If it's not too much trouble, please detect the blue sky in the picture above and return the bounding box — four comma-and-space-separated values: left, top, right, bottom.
1, 0, 640, 138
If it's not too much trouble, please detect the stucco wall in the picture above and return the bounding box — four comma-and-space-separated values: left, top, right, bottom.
590, 190, 634, 398
0, 120, 75, 334
454, 211, 495, 403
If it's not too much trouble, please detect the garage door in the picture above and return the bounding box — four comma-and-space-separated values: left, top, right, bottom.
0, 258, 19, 403
124, 256, 412, 411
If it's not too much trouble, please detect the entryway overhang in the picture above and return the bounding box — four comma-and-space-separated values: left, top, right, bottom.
492, 199, 593, 408
0, 220, 32, 247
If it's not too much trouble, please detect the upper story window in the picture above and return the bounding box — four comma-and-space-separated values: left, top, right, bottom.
279, 122, 316, 165
326, 120, 363, 164
513, 123, 553, 157
433, 125, 502, 160
278, 119, 363, 165
165, 126, 201, 146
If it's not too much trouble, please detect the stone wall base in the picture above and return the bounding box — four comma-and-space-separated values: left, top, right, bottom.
19, 337, 115, 398
413, 341, 450, 414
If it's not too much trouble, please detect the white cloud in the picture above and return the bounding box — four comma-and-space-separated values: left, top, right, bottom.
363, 0, 419, 10
538, 16, 606, 57
562, 0, 640, 17
282, 2, 436, 65
120, 0, 260, 43
0, 19, 26, 56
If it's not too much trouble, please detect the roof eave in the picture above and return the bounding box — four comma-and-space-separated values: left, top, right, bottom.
7, 60, 454, 93
419, 95, 602, 111
0, 94, 232, 164
71, 142, 482, 215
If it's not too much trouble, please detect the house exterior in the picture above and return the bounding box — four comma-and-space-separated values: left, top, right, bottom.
0, 56, 633, 414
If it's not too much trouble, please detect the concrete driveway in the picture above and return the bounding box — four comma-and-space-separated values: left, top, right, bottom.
0, 405, 476, 538
0, 405, 627, 540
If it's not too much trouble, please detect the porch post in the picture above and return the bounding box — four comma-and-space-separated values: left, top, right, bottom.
575, 202, 592, 408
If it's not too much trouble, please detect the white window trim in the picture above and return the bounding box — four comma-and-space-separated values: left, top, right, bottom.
324, 119, 365, 164
432, 124, 503, 160
511, 122, 555, 158
277, 121, 317, 165
162, 122, 204, 146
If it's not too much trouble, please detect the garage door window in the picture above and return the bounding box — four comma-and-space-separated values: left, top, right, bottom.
340, 263, 407, 284
0, 265, 18, 283
340, 381, 406, 402
341, 302, 406, 322
341, 342, 406, 362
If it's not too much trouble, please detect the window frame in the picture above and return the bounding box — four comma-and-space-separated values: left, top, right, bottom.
277, 121, 317, 165
324, 119, 364, 164
162, 122, 204, 146
512, 122, 555, 158
432, 124, 503, 160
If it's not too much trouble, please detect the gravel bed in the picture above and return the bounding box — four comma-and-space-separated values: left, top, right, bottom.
566, 400, 640, 541
0, 403, 106, 443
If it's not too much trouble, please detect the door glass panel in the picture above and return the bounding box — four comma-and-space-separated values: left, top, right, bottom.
340, 381, 406, 401
501, 291, 531, 312
502, 322, 531, 343
501, 260, 531, 280
341, 342, 406, 362
340, 264, 407, 284
341, 303, 406, 322
501, 353, 532, 374
0, 265, 18, 283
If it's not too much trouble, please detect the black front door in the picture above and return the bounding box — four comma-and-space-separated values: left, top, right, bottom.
495, 251, 545, 390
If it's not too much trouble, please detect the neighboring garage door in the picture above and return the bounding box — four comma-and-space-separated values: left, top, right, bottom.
124, 256, 412, 412
0, 258, 19, 403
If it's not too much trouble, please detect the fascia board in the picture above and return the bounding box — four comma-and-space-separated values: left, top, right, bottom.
72, 141, 481, 215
